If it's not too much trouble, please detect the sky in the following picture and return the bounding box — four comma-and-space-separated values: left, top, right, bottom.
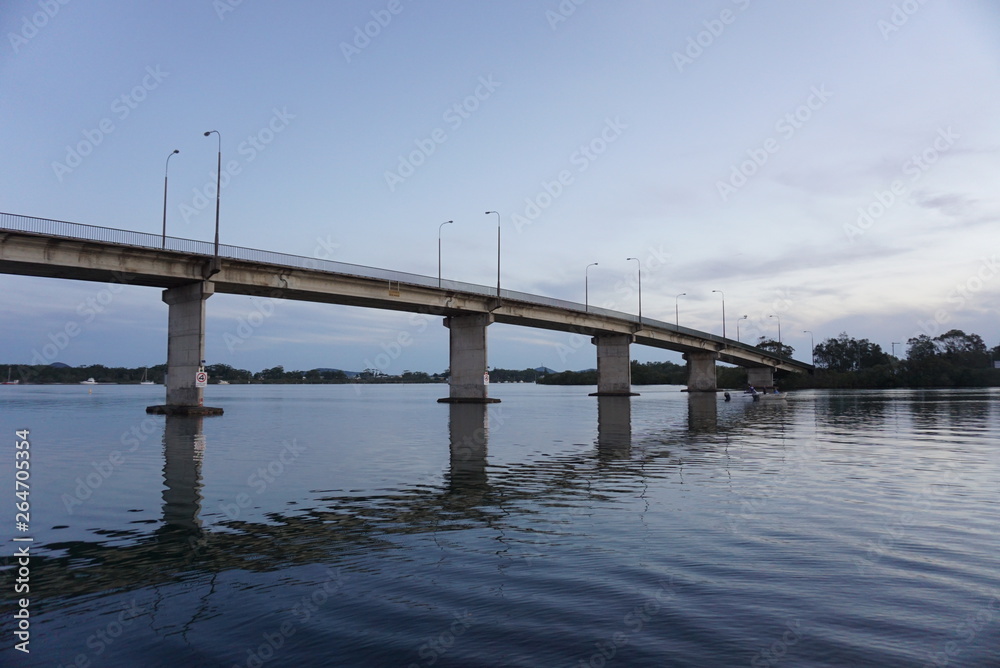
1, 0, 998, 374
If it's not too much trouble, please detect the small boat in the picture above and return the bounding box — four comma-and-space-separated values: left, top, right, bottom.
218, 380, 230, 385
140, 368, 154, 385
2, 367, 19, 385
743, 386, 786, 401
80, 378, 97, 385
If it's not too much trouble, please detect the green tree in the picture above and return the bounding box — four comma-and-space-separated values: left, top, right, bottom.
814, 332, 887, 371
754, 337, 795, 359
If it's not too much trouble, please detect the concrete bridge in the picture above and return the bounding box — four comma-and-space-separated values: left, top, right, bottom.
0, 212, 812, 412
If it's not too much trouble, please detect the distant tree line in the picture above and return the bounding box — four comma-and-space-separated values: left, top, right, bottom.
538, 361, 689, 386
778, 329, 1000, 389
5, 328, 996, 388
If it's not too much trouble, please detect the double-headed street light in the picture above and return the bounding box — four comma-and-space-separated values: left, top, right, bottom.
204, 130, 222, 270
803, 330, 815, 365
737, 314, 748, 342
485, 211, 500, 297
712, 289, 726, 339
438, 220, 453, 288
162, 149, 179, 249
626, 257, 641, 323
675, 293, 686, 328
585, 262, 599, 312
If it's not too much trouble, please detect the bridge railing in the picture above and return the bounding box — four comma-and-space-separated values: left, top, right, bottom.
0, 212, 806, 368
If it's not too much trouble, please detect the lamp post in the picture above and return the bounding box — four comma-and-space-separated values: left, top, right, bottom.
162, 149, 179, 249
626, 257, 641, 323
769, 314, 782, 346
712, 289, 726, 339
485, 211, 500, 297
438, 220, 453, 288
891, 341, 901, 359
675, 293, 685, 328
737, 314, 748, 342
803, 330, 814, 365
203, 130, 221, 268
585, 262, 598, 312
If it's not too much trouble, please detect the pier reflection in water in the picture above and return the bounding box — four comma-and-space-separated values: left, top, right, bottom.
161, 416, 205, 535
597, 395, 631, 458
687, 392, 718, 432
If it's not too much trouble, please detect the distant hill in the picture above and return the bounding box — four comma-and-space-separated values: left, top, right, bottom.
50, 362, 71, 368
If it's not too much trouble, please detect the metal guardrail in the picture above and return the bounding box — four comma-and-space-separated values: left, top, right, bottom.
0, 212, 808, 368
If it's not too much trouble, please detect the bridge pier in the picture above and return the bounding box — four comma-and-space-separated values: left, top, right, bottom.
147, 281, 223, 416
747, 367, 775, 389
438, 314, 499, 404
684, 351, 719, 392
589, 334, 639, 397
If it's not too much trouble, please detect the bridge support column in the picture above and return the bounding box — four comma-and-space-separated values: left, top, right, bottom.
438, 314, 499, 404
747, 367, 775, 389
147, 281, 223, 415
684, 351, 719, 392
589, 334, 639, 397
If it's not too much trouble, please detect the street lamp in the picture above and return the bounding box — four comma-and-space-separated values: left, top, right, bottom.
585, 262, 598, 312
737, 314, 748, 342
769, 314, 782, 346
712, 290, 726, 339
485, 211, 500, 297
438, 220, 453, 288
675, 293, 686, 328
204, 130, 221, 270
626, 257, 641, 323
803, 330, 814, 365
891, 341, 902, 358
162, 149, 179, 249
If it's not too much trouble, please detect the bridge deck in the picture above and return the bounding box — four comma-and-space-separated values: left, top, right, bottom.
0, 212, 812, 372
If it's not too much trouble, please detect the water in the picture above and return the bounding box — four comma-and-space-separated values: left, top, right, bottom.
1, 384, 998, 667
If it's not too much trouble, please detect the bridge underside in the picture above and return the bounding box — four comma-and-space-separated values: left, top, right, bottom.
1, 229, 811, 407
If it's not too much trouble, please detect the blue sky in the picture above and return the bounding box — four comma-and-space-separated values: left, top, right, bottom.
2, 0, 998, 373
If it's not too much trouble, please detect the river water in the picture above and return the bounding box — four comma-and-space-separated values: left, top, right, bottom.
1, 384, 998, 667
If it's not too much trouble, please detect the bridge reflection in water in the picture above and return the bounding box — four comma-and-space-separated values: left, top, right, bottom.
25, 394, 773, 611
